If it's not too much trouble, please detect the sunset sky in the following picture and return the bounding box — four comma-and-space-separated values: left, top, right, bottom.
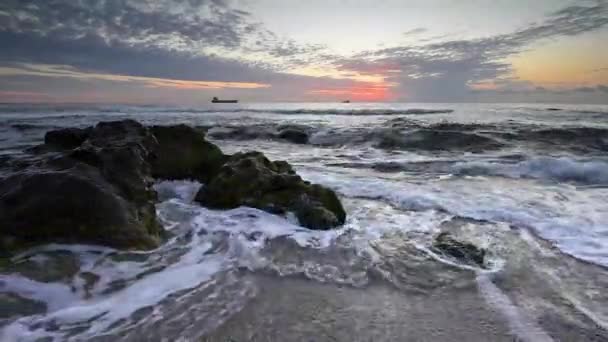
1, 0, 607, 104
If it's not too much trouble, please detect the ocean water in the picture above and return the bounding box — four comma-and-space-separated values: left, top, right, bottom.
1, 102, 608, 341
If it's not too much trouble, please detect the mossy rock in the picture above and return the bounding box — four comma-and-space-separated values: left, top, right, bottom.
151, 125, 226, 183
0, 168, 161, 252
195, 151, 346, 230
0, 120, 168, 253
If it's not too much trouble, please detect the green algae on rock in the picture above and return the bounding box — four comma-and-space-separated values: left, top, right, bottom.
195, 151, 346, 230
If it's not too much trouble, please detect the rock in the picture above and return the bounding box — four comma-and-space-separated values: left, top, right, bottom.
0, 120, 163, 253
150, 125, 226, 183
0, 168, 161, 251
44, 127, 91, 150
1, 119, 347, 253
277, 128, 309, 144
432, 232, 485, 267
195, 151, 346, 230
70, 120, 161, 236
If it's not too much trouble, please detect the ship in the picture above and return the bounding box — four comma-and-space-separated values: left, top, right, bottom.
342, 100, 351, 103
211, 97, 238, 103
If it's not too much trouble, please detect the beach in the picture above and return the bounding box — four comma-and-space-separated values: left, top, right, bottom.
1, 102, 608, 341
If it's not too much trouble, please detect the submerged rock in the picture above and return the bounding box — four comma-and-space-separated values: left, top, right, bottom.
150, 124, 226, 183
195, 151, 346, 230
432, 232, 486, 267
277, 128, 309, 144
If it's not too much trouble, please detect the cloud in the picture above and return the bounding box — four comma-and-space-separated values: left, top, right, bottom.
0, 63, 271, 89
402, 28, 428, 36
0, 0, 256, 49
0, 90, 52, 102
0, 0, 353, 102
470, 83, 608, 95
0, 30, 280, 83
0, 0, 607, 103
332, 1, 608, 101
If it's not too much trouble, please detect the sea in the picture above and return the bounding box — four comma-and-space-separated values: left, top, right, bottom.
1, 102, 608, 341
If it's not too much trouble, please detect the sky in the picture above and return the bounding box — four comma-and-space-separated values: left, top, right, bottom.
0, 0, 607, 104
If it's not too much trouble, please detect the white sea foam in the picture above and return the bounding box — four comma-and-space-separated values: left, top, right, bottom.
298, 167, 608, 266
0, 181, 355, 341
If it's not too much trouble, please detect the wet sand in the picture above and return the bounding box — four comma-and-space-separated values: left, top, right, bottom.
202, 256, 608, 342
203, 273, 516, 342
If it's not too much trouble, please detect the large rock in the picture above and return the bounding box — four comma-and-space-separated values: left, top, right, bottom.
44, 127, 91, 150
69, 120, 160, 235
0, 168, 161, 251
0, 120, 163, 253
0, 120, 348, 254
195, 151, 346, 230
150, 125, 226, 183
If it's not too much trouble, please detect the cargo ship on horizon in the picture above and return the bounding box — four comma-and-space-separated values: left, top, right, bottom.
211, 97, 238, 103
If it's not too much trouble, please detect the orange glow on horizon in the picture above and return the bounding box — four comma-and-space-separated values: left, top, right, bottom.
309, 82, 394, 101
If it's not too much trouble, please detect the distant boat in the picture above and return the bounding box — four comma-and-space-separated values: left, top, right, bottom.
211, 97, 238, 103
342, 100, 351, 103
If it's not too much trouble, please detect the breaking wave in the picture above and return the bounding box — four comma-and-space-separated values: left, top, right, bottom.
374, 129, 503, 152
159, 108, 455, 116
453, 157, 608, 185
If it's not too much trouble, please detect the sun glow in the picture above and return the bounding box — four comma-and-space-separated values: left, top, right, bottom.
309, 82, 393, 101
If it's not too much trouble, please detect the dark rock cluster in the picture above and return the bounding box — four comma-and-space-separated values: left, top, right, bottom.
0, 120, 346, 255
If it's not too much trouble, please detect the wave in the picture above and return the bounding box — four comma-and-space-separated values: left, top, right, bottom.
375, 129, 503, 152
162, 108, 455, 116
0, 105, 454, 116
9, 123, 62, 132
207, 124, 312, 144
298, 168, 608, 267
327, 155, 608, 186
453, 157, 608, 185
80, 107, 455, 116
514, 106, 608, 115
384, 120, 608, 153
254, 108, 454, 115
514, 127, 608, 153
